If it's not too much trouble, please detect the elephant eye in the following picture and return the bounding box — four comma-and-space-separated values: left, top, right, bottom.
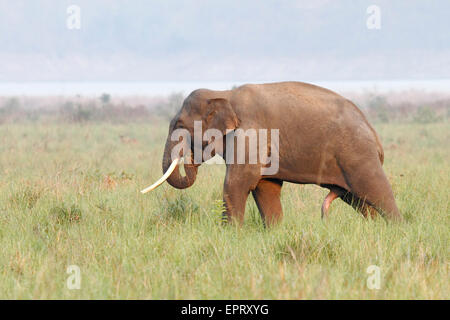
174, 121, 185, 130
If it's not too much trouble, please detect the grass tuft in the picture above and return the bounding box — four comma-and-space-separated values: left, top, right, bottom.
49, 204, 82, 225
9, 187, 42, 210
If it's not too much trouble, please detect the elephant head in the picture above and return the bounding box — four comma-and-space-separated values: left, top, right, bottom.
141, 90, 239, 193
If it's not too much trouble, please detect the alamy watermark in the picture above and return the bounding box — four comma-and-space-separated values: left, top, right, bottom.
366, 265, 381, 290
366, 5, 381, 30
170, 121, 280, 175
67, 5, 81, 30
66, 265, 81, 290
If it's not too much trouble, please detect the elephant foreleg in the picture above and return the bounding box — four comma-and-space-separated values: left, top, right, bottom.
222, 165, 260, 225
252, 179, 283, 227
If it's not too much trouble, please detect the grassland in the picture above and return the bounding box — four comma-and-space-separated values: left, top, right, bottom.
0, 121, 448, 299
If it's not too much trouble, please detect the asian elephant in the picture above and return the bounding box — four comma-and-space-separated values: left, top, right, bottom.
142, 81, 402, 225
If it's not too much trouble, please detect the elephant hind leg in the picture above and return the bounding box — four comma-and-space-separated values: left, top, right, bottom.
341, 160, 402, 221
339, 191, 378, 218
252, 179, 283, 227
320, 186, 378, 219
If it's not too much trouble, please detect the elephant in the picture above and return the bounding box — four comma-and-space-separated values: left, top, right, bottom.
142, 81, 402, 225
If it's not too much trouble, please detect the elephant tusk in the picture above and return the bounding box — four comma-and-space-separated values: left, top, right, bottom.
140, 158, 180, 194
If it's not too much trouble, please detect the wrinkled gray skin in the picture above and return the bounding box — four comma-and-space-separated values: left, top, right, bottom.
161, 81, 402, 225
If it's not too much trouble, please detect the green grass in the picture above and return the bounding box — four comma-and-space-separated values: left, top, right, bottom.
0, 122, 448, 299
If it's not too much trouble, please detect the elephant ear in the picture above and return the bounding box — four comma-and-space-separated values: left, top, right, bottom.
204, 98, 239, 134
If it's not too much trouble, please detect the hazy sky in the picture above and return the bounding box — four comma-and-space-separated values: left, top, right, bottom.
1, 0, 449, 81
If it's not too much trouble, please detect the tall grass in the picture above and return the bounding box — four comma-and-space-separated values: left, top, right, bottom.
0, 120, 448, 299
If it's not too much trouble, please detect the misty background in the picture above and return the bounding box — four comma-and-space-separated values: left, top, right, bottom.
1, 0, 449, 84
0, 0, 449, 124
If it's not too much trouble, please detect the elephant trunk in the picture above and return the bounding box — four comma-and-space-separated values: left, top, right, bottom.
162, 137, 198, 189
